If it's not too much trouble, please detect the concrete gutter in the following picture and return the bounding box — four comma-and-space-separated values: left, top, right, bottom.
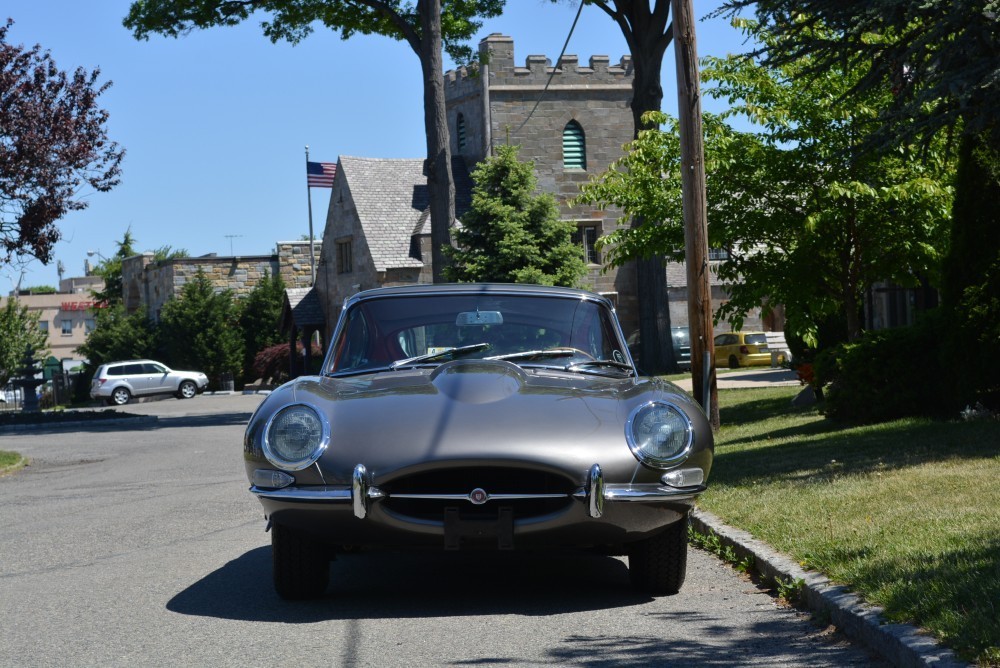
0, 414, 158, 433
691, 508, 967, 667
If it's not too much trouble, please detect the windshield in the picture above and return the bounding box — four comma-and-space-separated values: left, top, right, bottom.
326, 293, 630, 376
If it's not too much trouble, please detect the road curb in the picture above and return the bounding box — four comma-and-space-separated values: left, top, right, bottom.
690, 508, 967, 667
0, 414, 158, 433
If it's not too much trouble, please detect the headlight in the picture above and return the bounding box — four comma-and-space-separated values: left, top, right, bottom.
625, 401, 693, 468
262, 404, 329, 470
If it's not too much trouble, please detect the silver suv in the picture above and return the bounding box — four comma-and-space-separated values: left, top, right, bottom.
90, 360, 209, 406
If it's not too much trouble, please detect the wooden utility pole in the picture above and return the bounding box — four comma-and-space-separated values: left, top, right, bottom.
672, 0, 719, 429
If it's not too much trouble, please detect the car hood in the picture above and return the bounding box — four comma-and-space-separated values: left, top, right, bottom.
252, 359, 706, 486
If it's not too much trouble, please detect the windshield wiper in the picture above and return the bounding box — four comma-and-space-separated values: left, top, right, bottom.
485, 348, 579, 362
564, 359, 635, 376
390, 342, 491, 370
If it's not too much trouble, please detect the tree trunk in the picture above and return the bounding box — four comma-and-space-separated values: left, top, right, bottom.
673, 0, 719, 429
418, 0, 455, 282
628, 13, 677, 376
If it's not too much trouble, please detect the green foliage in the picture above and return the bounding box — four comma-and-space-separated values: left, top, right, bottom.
0, 299, 49, 385
946, 252, 1000, 410
124, 0, 504, 65
575, 111, 689, 267
91, 229, 137, 306
702, 19, 955, 343
813, 312, 950, 422
157, 270, 244, 387
21, 285, 56, 294
74, 303, 157, 370
689, 527, 755, 574
444, 144, 587, 287
239, 270, 286, 379
715, 1, 1000, 151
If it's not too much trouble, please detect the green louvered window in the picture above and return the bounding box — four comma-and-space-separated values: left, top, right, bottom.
563, 120, 586, 170
457, 113, 467, 152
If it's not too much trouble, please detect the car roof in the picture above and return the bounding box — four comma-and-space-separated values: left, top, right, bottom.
346, 283, 612, 307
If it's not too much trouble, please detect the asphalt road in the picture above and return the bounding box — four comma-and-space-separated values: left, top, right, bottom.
0, 394, 884, 667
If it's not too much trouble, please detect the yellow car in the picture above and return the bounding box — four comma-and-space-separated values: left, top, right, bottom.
714, 331, 775, 368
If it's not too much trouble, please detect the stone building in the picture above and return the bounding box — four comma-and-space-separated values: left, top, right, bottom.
315, 34, 762, 343
121, 241, 321, 321
315, 156, 473, 333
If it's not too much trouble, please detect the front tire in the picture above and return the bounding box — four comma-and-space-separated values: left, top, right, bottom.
728, 355, 741, 369
177, 380, 197, 399
110, 387, 131, 406
272, 523, 329, 600
627, 517, 688, 595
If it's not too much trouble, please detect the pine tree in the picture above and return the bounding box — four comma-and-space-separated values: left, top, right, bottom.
445, 145, 586, 287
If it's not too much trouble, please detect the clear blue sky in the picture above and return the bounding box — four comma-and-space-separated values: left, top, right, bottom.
4, 1, 748, 292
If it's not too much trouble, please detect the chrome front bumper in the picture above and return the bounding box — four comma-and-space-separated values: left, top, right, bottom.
251, 463, 705, 520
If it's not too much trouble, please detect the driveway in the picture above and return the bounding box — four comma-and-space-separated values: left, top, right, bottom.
0, 392, 883, 667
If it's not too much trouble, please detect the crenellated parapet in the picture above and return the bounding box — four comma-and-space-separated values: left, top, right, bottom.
443, 34, 633, 100
474, 33, 632, 88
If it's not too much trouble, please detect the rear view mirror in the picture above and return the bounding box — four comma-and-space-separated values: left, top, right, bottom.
456, 310, 503, 326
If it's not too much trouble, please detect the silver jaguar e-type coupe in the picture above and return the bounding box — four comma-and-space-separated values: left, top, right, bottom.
244, 283, 713, 599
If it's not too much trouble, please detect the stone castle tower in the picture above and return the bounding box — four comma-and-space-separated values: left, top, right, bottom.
444, 34, 640, 333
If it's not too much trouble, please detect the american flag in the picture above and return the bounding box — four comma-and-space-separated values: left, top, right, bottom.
307, 161, 337, 188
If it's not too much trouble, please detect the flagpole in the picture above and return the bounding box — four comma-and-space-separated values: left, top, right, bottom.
305, 145, 316, 286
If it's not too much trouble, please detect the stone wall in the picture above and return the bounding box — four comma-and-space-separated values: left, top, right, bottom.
122, 241, 322, 321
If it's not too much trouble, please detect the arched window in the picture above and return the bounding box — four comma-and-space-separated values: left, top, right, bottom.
563, 120, 586, 170
457, 113, 467, 152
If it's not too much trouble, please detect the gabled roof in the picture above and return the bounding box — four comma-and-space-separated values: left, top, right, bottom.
280, 287, 324, 334
338, 156, 473, 272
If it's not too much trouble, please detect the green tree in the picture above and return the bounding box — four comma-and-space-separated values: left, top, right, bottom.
701, 20, 954, 343
444, 144, 586, 287
91, 229, 137, 306
0, 298, 48, 386
714, 1, 1000, 410
74, 303, 157, 371
239, 270, 286, 380
123, 0, 504, 282
157, 270, 244, 387
579, 21, 955, 346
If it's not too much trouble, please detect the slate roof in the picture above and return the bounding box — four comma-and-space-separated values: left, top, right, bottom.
281, 287, 325, 333
339, 156, 473, 272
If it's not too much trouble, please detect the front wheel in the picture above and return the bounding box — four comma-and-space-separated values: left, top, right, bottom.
272, 523, 330, 600
728, 355, 741, 369
627, 517, 688, 595
177, 380, 197, 399
110, 387, 131, 406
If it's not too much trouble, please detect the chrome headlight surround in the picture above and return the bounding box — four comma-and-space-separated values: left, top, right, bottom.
625, 400, 694, 469
262, 403, 330, 471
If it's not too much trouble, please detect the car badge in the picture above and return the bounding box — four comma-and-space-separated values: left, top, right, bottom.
469, 488, 489, 505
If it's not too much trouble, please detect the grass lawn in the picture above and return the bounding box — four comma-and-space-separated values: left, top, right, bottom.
699, 386, 1000, 666
0, 450, 25, 475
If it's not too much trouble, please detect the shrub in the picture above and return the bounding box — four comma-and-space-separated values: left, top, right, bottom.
814, 312, 949, 422
252, 342, 323, 384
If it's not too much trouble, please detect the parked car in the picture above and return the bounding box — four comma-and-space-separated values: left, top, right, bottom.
713, 331, 773, 368
244, 284, 713, 600
626, 326, 692, 370
90, 360, 209, 405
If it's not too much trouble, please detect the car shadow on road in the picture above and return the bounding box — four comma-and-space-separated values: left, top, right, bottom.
149, 413, 255, 429
167, 546, 649, 622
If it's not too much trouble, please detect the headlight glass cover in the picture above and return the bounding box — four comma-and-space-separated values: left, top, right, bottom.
263, 404, 329, 470
625, 401, 694, 468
